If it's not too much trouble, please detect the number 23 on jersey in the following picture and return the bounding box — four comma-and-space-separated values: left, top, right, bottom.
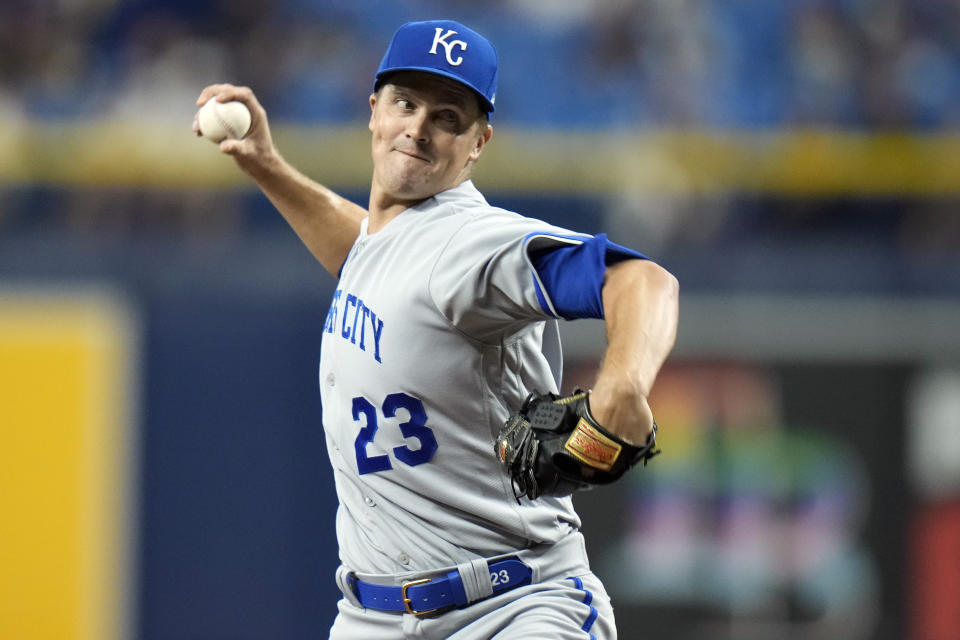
352, 392, 438, 474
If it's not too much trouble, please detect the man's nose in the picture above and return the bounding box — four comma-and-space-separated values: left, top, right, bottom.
405, 112, 430, 143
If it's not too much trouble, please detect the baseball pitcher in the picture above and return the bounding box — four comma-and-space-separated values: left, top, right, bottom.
194, 19, 678, 640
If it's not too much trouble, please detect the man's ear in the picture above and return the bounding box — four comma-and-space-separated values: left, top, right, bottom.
368, 93, 377, 132
469, 123, 493, 162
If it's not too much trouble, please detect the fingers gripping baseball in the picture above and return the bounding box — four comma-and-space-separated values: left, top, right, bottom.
495, 390, 660, 501
194, 84, 278, 177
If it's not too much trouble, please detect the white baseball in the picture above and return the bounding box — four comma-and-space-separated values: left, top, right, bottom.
197, 99, 251, 143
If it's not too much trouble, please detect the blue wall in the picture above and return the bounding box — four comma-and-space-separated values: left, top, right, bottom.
138, 287, 342, 639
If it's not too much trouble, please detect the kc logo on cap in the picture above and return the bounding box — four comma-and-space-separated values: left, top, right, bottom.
374, 20, 499, 113
429, 28, 467, 66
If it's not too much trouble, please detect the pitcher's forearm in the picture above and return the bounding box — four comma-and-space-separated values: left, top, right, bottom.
589, 259, 679, 444
249, 152, 366, 276
195, 84, 367, 278
599, 260, 679, 397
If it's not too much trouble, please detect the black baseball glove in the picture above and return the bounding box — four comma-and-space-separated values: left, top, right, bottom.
495, 389, 660, 501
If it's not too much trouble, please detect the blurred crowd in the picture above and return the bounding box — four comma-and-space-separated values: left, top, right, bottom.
1, 0, 958, 280
1, 0, 958, 128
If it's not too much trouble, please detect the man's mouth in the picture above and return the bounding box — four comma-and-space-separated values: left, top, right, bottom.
396, 148, 430, 163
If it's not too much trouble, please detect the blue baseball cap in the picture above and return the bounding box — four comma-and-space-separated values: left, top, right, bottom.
374, 20, 498, 113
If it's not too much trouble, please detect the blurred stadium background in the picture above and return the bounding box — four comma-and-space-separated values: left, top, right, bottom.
1, 1, 959, 639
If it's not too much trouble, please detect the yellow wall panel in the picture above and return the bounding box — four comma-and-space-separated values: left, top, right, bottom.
0, 290, 136, 640
4, 121, 960, 194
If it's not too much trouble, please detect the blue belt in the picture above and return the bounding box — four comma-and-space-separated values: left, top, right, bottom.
348, 557, 532, 616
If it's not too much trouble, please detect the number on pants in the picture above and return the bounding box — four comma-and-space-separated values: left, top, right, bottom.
353, 393, 438, 475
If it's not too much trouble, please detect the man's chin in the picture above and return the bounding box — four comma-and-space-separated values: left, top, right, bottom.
383, 174, 435, 201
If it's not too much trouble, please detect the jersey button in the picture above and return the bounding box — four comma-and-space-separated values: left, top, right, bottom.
326, 373, 335, 386
364, 496, 376, 507
398, 553, 410, 565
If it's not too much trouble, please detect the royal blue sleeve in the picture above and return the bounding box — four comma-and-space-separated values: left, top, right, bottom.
528, 233, 647, 320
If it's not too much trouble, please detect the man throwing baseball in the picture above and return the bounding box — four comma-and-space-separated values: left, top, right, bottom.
195, 19, 678, 640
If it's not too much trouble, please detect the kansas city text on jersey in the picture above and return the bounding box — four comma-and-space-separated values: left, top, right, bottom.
324, 289, 385, 363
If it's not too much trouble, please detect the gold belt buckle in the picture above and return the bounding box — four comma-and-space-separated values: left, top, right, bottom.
401, 577, 440, 616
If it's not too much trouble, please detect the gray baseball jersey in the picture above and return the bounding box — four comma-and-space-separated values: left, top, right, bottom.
319, 179, 594, 577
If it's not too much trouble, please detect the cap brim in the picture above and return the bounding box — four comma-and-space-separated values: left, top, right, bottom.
375, 67, 495, 113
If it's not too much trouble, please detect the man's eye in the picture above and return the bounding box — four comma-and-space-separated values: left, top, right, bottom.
397, 99, 415, 110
